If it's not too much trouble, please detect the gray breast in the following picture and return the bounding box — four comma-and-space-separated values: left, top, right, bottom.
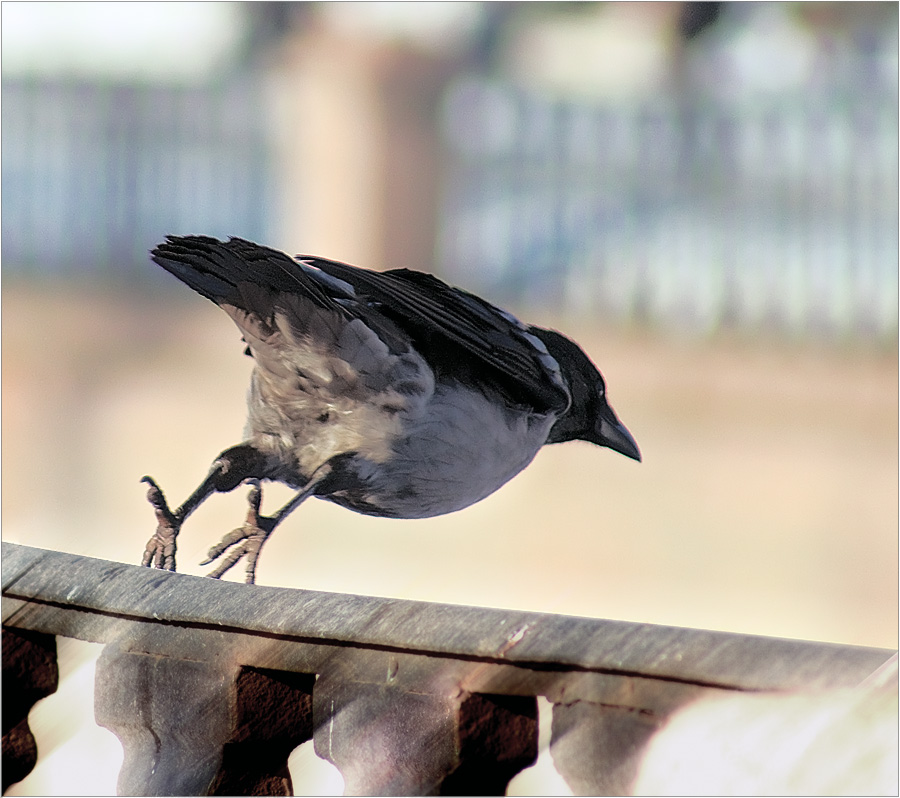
336, 382, 557, 519
243, 316, 435, 482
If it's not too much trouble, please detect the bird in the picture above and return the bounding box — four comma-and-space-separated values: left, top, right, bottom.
141, 235, 641, 584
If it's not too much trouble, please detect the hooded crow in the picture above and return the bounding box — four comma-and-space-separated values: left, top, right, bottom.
141, 235, 641, 583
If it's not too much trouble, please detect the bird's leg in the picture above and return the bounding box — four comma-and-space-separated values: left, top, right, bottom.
140, 444, 269, 573
199, 480, 269, 582
201, 471, 327, 585
140, 476, 183, 572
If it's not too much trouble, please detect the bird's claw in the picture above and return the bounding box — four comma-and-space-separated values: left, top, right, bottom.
141, 475, 179, 572
200, 481, 272, 584
200, 530, 267, 583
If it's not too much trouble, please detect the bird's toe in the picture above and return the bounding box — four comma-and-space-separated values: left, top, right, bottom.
201, 526, 267, 583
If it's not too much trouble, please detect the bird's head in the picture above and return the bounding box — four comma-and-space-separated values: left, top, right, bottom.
533, 328, 641, 462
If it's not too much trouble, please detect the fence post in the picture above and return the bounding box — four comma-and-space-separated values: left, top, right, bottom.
550, 700, 662, 795
95, 646, 237, 795
313, 665, 537, 795
1, 627, 59, 792
94, 648, 316, 796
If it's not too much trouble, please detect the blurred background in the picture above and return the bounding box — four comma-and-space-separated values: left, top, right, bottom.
2, 2, 897, 795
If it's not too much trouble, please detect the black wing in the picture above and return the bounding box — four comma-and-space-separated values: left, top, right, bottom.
151, 236, 569, 414
296, 254, 569, 413
151, 235, 341, 316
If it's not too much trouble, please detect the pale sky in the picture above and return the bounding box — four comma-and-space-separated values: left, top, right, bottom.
1, 2, 246, 81
1, 1, 485, 81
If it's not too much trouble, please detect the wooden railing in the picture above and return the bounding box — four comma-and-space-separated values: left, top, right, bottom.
2, 542, 894, 795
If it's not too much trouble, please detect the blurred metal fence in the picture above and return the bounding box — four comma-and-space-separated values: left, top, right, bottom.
439, 78, 899, 339
4, 72, 896, 341
1, 76, 273, 281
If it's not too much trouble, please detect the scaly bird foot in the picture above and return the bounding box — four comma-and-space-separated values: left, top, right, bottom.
140, 475, 179, 572
199, 480, 274, 584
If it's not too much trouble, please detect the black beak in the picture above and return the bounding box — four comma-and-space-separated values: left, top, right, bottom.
596, 403, 642, 462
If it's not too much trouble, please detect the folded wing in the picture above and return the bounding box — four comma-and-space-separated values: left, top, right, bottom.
151, 236, 569, 414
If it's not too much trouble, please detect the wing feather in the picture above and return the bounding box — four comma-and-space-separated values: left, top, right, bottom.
298, 256, 570, 413
151, 236, 569, 414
